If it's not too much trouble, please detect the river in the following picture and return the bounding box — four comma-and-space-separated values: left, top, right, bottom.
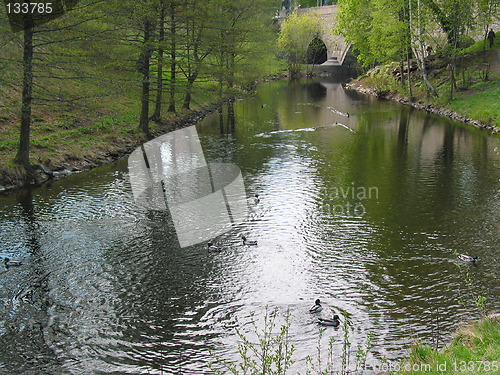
1, 78, 499, 374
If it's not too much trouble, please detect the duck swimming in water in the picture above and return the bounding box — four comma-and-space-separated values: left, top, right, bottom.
458, 254, 478, 263
4, 257, 22, 267
242, 235, 257, 246
253, 194, 260, 204
318, 314, 340, 327
309, 299, 323, 313
207, 242, 223, 252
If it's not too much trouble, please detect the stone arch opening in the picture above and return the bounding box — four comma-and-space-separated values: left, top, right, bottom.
306, 37, 328, 65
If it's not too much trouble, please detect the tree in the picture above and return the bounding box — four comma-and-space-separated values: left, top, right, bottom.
335, 0, 375, 67
151, 0, 166, 121
476, 0, 499, 53
138, 16, 155, 136
13, 14, 34, 169
409, 0, 438, 97
167, 1, 178, 113
426, 0, 475, 99
11, 0, 111, 168
277, 11, 321, 76
177, 0, 216, 110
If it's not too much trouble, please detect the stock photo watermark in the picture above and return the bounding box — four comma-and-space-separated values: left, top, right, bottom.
128, 126, 249, 248
319, 185, 379, 217
361, 360, 499, 373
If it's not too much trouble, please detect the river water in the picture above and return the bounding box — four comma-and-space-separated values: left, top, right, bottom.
1, 78, 499, 374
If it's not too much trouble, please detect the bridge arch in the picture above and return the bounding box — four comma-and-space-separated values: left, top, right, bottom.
306, 37, 328, 64
279, 5, 351, 66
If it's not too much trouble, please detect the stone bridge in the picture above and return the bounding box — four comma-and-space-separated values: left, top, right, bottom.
278, 5, 351, 66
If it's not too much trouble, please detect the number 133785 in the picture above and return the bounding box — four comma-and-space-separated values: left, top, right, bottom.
6, 2, 53, 14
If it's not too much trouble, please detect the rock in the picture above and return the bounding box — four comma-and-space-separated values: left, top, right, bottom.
33, 169, 49, 184
62, 163, 78, 172
40, 165, 53, 176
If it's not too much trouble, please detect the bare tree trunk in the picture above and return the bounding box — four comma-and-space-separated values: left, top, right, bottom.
167, 1, 176, 113
183, 73, 197, 109
406, 52, 413, 98
416, 0, 438, 97
152, 0, 166, 122
14, 17, 34, 169
139, 18, 153, 137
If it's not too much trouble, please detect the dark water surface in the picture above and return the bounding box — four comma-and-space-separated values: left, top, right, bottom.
1, 78, 499, 374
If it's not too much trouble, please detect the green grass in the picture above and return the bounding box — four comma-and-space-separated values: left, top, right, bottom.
446, 81, 500, 127
394, 315, 500, 375
461, 36, 500, 54
354, 47, 500, 132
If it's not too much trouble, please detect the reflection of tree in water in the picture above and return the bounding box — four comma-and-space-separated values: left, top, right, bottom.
218, 97, 237, 134
305, 81, 327, 100
0, 189, 60, 373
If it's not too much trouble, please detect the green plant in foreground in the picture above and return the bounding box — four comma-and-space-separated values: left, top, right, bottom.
209, 307, 295, 375
209, 307, 375, 375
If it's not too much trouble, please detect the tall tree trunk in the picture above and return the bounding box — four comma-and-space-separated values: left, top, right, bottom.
152, 0, 166, 122
14, 17, 34, 169
415, 0, 438, 97
167, 1, 176, 113
139, 18, 153, 137
183, 73, 198, 109
406, 51, 413, 98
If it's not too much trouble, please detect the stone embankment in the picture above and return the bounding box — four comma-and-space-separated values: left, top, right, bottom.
345, 81, 499, 134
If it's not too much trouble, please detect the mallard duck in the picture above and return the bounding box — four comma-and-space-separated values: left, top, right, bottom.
309, 299, 323, 313
207, 242, 223, 252
458, 254, 478, 263
318, 314, 340, 327
4, 257, 22, 267
242, 235, 257, 246
253, 194, 260, 204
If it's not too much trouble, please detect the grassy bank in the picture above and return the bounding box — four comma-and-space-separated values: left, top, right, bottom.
394, 314, 500, 375
0, 3, 285, 191
349, 41, 500, 133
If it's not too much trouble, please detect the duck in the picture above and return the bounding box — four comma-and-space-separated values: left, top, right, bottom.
318, 314, 340, 327
242, 235, 257, 246
207, 242, 223, 252
458, 254, 478, 263
4, 257, 22, 267
253, 194, 260, 204
309, 299, 323, 313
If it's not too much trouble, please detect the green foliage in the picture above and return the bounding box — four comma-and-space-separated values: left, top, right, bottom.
395, 316, 500, 375
369, 0, 410, 63
209, 308, 375, 375
209, 308, 296, 375
447, 81, 500, 127
0, 0, 283, 168
277, 11, 321, 75
461, 35, 500, 54
335, 0, 375, 66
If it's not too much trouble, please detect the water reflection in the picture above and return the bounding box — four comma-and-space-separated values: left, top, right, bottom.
0, 78, 498, 374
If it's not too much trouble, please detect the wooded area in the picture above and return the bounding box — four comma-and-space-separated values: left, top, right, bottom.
335, 0, 498, 98
1, 0, 498, 174
1, 0, 279, 169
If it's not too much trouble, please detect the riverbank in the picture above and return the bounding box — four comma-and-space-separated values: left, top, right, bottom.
0, 104, 217, 194
345, 46, 500, 135
393, 313, 500, 375
0, 73, 287, 195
